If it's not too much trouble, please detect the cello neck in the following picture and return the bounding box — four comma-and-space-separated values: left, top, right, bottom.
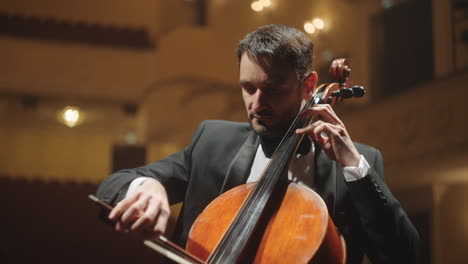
206, 95, 319, 263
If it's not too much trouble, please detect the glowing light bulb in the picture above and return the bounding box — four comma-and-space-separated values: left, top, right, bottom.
259, 0, 271, 7
251, 1, 263, 12
58, 106, 83, 128
304, 22, 315, 34
313, 18, 325, 30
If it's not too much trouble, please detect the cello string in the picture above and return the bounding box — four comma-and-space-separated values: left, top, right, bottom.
208, 91, 325, 262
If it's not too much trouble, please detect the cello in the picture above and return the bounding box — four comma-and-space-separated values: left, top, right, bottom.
92, 58, 365, 263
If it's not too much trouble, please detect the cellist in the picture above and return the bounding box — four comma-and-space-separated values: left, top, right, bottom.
96, 24, 420, 264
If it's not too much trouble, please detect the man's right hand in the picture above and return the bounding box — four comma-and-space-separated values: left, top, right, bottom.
108, 178, 170, 239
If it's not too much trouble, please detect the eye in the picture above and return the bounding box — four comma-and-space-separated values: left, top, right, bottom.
242, 84, 256, 94
267, 87, 281, 94
265, 85, 286, 95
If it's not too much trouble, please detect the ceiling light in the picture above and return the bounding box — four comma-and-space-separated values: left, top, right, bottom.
251, 1, 263, 12
304, 22, 315, 34
313, 18, 325, 30
259, 0, 271, 7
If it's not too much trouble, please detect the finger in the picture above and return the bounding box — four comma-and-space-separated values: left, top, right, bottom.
115, 221, 129, 233
296, 120, 324, 141
121, 195, 150, 225
302, 116, 347, 141
298, 107, 323, 123
301, 105, 342, 126
312, 122, 343, 146
131, 199, 159, 231
298, 107, 314, 118
153, 204, 170, 234
109, 193, 140, 220
314, 104, 341, 124
313, 123, 331, 146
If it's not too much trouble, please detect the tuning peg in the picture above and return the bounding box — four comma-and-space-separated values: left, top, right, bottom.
339, 88, 353, 99
352, 85, 365, 97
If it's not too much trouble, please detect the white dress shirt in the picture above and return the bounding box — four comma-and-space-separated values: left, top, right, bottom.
127, 142, 370, 197
246, 142, 370, 189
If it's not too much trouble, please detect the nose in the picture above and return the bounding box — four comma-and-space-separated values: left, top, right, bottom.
251, 89, 267, 111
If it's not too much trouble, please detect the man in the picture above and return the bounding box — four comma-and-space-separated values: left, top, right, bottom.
96, 24, 420, 263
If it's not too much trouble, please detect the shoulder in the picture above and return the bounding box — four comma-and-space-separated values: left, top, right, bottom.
197, 120, 252, 136
190, 120, 253, 146
201, 120, 251, 130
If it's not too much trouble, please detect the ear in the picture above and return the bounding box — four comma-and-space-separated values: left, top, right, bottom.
302, 71, 318, 100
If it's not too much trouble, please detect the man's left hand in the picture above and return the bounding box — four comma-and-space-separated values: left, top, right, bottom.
296, 104, 360, 167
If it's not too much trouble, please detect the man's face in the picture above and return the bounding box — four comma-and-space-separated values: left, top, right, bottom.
239, 52, 314, 140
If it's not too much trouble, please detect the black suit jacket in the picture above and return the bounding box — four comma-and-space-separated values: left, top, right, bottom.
97, 120, 420, 264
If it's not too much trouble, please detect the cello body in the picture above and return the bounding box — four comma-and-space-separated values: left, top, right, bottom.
186, 182, 346, 263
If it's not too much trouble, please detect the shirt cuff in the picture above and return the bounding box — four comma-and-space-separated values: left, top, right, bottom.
343, 155, 370, 182
125, 177, 148, 198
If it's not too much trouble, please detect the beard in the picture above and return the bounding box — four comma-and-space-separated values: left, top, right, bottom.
247, 111, 294, 141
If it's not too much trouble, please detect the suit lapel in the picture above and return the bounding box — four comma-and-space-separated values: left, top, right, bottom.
314, 144, 337, 218
220, 131, 259, 194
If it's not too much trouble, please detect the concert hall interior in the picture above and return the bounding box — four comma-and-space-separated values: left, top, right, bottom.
0, 0, 467, 263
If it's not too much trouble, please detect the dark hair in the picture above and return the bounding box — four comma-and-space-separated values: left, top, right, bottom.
237, 24, 314, 80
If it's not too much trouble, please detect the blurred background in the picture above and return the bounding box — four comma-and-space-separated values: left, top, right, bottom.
0, 0, 467, 263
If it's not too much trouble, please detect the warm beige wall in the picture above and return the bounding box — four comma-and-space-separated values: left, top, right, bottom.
0, 0, 194, 182
0, 37, 157, 101
438, 183, 468, 264
0, 96, 142, 184
340, 71, 468, 264
1, 0, 159, 29
154, 27, 238, 84
0, 126, 110, 183
341, 71, 468, 190
0, 0, 195, 101
0, 0, 428, 127
143, 78, 244, 162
